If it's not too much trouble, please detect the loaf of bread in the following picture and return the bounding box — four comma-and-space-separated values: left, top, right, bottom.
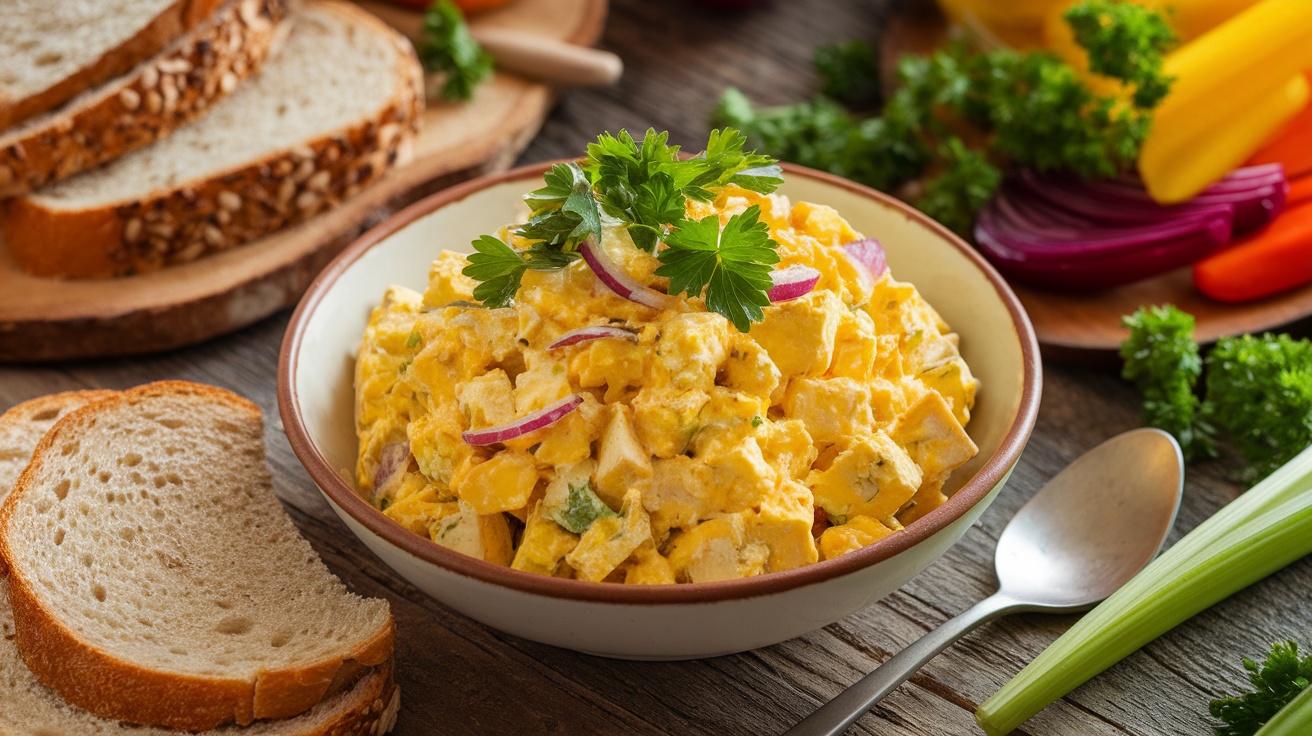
3, 0, 425, 279
0, 381, 396, 731
0, 0, 227, 130
0, 0, 290, 200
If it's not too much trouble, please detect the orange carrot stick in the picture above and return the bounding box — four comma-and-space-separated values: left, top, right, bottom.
1289, 174, 1312, 207
1194, 200, 1312, 302
1247, 74, 1312, 179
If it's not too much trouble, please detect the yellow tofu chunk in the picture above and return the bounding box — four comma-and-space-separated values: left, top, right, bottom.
643, 456, 713, 529
422, 250, 477, 308
917, 354, 979, 426
513, 354, 573, 414
749, 290, 842, 379
568, 336, 646, 402
383, 487, 455, 537
781, 376, 876, 446
757, 419, 818, 482
829, 309, 879, 381
430, 500, 514, 565
896, 474, 949, 526
456, 450, 539, 515
594, 405, 654, 508
625, 543, 676, 585
455, 369, 516, 430
664, 516, 769, 583
512, 502, 579, 577
789, 201, 862, 246
531, 393, 604, 466
890, 390, 978, 481
566, 489, 653, 583
721, 335, 783, 404
631, 386, 708, 459
746, 480, 819, 573
819, 515, 896, 560
704, 435, 777, 514
809, 431, 923, 522
650, 312, 731, 390
407, 406, 474, 488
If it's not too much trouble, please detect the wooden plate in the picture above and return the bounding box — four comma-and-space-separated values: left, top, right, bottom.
881, 0, 1312, 361
0, 0, 607, 362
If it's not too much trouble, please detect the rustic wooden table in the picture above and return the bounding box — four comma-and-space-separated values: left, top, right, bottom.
4, 1, 1310, 734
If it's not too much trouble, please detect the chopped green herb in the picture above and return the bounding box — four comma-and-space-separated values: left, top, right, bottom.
655, 205, 780, 333
1205, 333, 1312, 483
379, 498, 392, 511
1210, 641, 1312, 736
406, 330, 423, 350
461, 128, 784, 330
548, 482, 616, 534
813, 40, 882, 110
398, 359, 412, 375
1120, 304, 1216, 462
419, 0, 494, 101
751, 415, 763, 428
1064, 0, 1176, 108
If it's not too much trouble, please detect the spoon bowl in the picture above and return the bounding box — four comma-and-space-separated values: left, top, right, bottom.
995, 428, 1184, 610
786, 427, 1184, 736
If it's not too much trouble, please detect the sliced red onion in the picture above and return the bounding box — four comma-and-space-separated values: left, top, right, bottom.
841, 238, 888, 279
462, 394, 584, 446
547, 326, 637, 349
766, 264, 821, 302
578, 236, 675, 310
372, 442, 411, 500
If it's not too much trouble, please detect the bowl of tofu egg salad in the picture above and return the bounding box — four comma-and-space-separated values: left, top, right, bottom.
279, 129, 1040, 659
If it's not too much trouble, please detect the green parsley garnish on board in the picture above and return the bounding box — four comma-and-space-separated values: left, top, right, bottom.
418, 0, 494, 101
1210, 642, 1312, 736
1119, 304, 1312, 481
713, 0, 1175, 237
461, 128, 785, 331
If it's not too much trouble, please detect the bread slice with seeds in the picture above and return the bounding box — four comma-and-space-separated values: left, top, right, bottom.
0, 0, 227, 131
0, 0, 289, 200
2, 0, 424, 279
0, 381, 395, 731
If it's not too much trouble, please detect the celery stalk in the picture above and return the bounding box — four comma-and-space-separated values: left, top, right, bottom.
975, 446, 1312, 736
1256, 683, 1312, 736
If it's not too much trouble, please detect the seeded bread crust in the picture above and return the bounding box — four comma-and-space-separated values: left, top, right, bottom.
3, 1, 424, 280
0, 0, 289, 201
0, 0, 227, 131
0, 380, 396, 731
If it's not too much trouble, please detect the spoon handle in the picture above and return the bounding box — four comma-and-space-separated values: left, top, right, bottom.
783, 593, 1020, 736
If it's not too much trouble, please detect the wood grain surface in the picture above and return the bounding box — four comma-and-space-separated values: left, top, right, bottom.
3, 1, 1311, 734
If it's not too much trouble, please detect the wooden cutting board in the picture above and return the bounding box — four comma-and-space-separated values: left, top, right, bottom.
0, 0, 607, 362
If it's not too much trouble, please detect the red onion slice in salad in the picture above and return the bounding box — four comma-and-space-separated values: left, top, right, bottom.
372, 441, 411, 500
841, 238, 888, 279
578, 236, 676, 311
767, 264, 821, 302
462, 394, 585, 446
547, 326, 638, 349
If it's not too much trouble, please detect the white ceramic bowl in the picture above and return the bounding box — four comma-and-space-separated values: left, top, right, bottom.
278, 162, 1041, 660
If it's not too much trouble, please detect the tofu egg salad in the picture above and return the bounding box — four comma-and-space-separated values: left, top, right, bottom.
355, 129, 979, 584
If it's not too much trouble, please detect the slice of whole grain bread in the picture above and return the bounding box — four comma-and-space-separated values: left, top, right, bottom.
3, 0, 424, 278
0, 380, 395, 731
0, 0, 227, 130
0, 0, 289, 201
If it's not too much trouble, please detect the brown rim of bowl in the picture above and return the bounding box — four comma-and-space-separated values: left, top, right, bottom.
278, 159, 1042, 605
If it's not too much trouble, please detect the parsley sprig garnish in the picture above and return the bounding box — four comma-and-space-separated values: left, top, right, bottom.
656, 205, 779, 332
419, 0, 494, 101
460, 128, 785, 330
1210, 641, 1312, 736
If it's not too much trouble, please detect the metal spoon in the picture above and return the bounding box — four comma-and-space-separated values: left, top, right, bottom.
785, 427, 1184, 736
